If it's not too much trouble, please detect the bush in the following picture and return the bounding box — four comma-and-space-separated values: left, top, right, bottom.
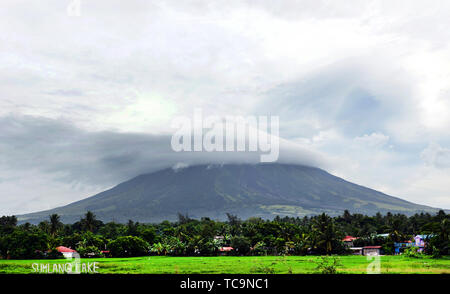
0, 230, 48, 259
426, 235, 449, 257
314, 256, 342, 274
252, 241, 268, 256
107, 236, 150, 257
46, 248, 63, 259
76, 245, 102, 258
250, 262, 276, 274
231, 236, 251, 255
138, 227, 158, 244
403, 246, 423, 258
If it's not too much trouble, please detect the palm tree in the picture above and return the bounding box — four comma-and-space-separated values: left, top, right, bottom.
436, 218, 449, 253
427, 218, 449, 256
49, 214, 62, 237
81, 211, 97, 232
127, 220, 138, 235
38, 220, 50, 234
439, 219, 448, 240
312, 213, 339, 255
388, 219, 405, 242
343, 210, 352, 224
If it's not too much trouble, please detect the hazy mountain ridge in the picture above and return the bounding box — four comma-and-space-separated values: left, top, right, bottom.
19, 163, 440, 223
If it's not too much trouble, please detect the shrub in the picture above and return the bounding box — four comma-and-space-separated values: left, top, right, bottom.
403, 246, 423, 258
231, 236, 251, 255
252, 241, 268, 256
0, 230, 48, 259
107, 236, 150, 257
76, 245, 102, 258
314, 256, 342, 274
46, 248, 63, 259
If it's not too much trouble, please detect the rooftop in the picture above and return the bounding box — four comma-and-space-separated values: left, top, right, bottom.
56, 246, 76, 253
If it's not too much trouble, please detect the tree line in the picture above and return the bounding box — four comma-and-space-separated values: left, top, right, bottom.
0, 210, 448, 259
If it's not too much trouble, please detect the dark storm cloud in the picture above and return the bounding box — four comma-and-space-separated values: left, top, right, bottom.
0, 115, 170, 186
0, 115, 325, 189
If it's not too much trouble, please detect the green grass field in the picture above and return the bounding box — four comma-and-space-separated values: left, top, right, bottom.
1, 255, 449, 274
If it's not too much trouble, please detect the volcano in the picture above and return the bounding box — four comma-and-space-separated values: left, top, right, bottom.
19, 163, 439, 223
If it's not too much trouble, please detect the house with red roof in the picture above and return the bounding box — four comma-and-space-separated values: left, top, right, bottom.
342, 236, 358, 247
218, 247, 233, 255
56, 246, 77, 258
363, 246, 382, 256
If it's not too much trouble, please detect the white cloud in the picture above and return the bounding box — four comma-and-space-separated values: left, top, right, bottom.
421, 142, 450, 169
354, 133, 390, 148
0, 1, 450, 213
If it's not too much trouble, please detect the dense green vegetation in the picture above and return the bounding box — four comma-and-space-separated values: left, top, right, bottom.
0, 256, 449, 274
0, 210, 448, 260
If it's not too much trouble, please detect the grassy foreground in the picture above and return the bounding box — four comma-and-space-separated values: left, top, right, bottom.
0, 255, 449, 274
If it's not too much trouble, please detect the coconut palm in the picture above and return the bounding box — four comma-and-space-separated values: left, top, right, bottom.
312, 213, 340, 255
49, 214, 62, 237
81, 211, 97, 232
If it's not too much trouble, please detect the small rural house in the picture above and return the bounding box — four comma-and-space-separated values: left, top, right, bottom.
376, 233, 389, 238
414, 235, 433, 252
362, 246, 382, 256
342, 236, 358, 247
101, 250, 110, 257
349, 247, 363, 255
219, 247, 233, 255
394, 241, 413, 254
349, 246, 382, 256
56, 246, 77, 258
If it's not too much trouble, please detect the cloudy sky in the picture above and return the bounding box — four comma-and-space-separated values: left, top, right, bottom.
1, 0, 450, 215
